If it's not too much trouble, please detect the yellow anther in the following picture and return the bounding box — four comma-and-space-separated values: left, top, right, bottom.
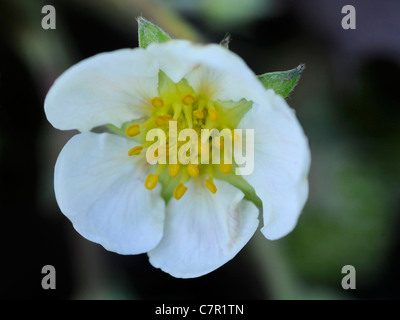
206, 179, 217, 194
145, 173, 159, 190
193, 110, 204, 119
128, 146, 143, 156
182, 94, 195, 105
173, 183, 188, 200
220, 162, 232, 175
186, 163, 199, 177
169, 163, 180, 177
125, 124, 140, 137
208, 108, 218, 122
154, 115, 166, 127
151, 97, 164, 108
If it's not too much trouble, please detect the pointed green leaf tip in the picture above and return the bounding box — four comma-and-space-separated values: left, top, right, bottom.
257, 64, 305, 98
137, 17, 171, 49
219, 34, 231, 49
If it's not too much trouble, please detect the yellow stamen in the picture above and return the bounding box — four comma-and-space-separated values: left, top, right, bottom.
206, 179, 217, 194
128, 146, 143, 156
155, 115, 166, 127
125, 124, 140, 137
220, 162, 232, 175
173, 183, 187, 200
169, 163, 180, 177
151, 97, 164, 108
208, 108, 218, 122
193, 110, 204, 119
182, 94, 195, 105
145, 173, 159, 190
186, 163, 199, 177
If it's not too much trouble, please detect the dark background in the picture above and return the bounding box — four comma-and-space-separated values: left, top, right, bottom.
0, 0, 399, 299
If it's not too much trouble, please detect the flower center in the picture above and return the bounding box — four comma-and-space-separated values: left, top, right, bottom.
124, 70, 252, 200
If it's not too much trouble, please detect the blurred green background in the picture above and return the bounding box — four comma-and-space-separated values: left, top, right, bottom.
1, 0, 399, 299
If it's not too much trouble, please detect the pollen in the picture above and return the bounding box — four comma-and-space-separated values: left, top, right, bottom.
151, 97, 164, 108
169, 163, 180, 177
182, 94, 195, 105
145, 173, 159, 190
128, 146, 143, 156
173, 183, 188, 200
186, 163, 199, 177
220, 162, 232, 175
206, 179, 217, 194
125, 124, 140, 137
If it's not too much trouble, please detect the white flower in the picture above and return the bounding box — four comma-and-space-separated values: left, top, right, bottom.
45, 39, 310, 278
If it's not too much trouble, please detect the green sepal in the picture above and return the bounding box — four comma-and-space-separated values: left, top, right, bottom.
137, 17, 171, 49
219, 34, 231, 49
213, 164, 262, 207
257, 64, 305, 98
158, 70, 194, 99
214, 99, 253, 129
158, 169, 178, 203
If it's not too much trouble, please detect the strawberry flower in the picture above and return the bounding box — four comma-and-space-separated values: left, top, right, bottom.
45, 28, 310, 278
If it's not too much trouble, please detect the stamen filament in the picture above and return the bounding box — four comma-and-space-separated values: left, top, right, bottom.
198, 100, 206, 111
173, 102, 183, 120
183, 104, 193, 129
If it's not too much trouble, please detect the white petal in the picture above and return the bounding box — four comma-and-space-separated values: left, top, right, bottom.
146, 40, 266, 103
45, 49, 159, 132
148, 178, 259, 278
55, 132, 165, 254
239, 91, 311, 240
